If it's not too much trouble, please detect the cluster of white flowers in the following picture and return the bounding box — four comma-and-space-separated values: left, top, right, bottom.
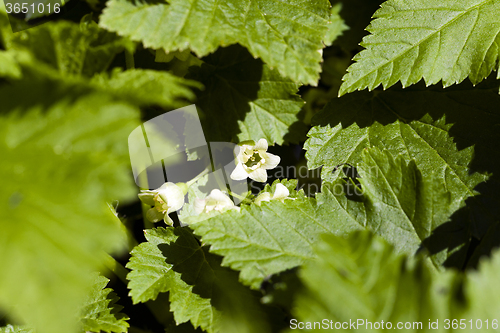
139, 138, 295, 225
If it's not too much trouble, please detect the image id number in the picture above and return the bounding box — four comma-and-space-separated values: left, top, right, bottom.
5, 2, 60, 14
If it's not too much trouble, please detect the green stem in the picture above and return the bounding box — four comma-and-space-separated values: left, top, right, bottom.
226, 189, 253, 204
125, 49, 135, 69
186, 167, 210, 187
104, 254, 129, 285
139, 171, 154, 230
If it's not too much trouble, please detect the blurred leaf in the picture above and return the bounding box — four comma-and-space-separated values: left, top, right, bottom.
294, 231, 461, 331
0, 93, 140, 333
0, 51, 21, 79
9, 19, 133, 77
91, 68, 202, 108
324, 3, 348, 47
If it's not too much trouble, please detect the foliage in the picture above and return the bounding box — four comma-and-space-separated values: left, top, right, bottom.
2, 0, 500, 332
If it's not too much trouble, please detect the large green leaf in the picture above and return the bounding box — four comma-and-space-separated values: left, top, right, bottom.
305, 88, 496, 239
190, 148, 460, 288
99, 0, 331, 85
294, 231, 461, 331
126, 227, 274, 333
339, 0, 500, 96
325, 148, 460, 268
80, 275, 129, 333
188, 46, 304, 144
0, 93, 140, 333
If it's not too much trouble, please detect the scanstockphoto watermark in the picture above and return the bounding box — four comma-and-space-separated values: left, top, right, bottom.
290, 319, 423, 330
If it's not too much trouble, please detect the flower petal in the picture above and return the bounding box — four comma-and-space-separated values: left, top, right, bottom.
158, 182, 185, 213
254, 138, 268, 151
254, 192, 272, 206
273, 183, 290, 200
193, 198, 206, 215
249, 168, 267, 182
138, 191, 156, 206
230, 163, 249, 180
146, 208, 164, 223
262, 152, 280, 170
164, 214, 174, 226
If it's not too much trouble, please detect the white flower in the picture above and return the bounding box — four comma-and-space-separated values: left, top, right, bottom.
230, 139, 280, 183
194, 189, 240, 214
254, 183, 294, 205
139, 182, 186, 225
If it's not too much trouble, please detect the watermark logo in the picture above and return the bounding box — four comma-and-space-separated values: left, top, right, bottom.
128, 105, 368, 224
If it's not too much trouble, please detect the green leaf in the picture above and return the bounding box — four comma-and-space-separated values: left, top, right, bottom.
91, 69, 202, 108
324, 3, 348, 47
10, 18, 133, 77
294, 231, 461, 330
339, 0, 500, 96
99, 0, 331, 85
0, 51, 22, 79
0, 93, 140, 333
191, 147, 464, 288
80, 275, 129, 333
305, 88, 495, 238
0, 326, 33, 333
188, 46, 305, 144
127, 228, 221, 332
462, 248, 500, 322
127, 227, 274, 333
326, 148, 459, 267
189, 195, 320, 289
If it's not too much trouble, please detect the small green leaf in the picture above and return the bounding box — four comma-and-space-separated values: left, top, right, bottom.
126, 228, 221, 332
81, 275, 129, 333
324, 3, 348, 47
0, 326, 34, 333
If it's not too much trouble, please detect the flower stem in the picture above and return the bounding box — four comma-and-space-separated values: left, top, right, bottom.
226, 189, 253, 204
186, 167, 210, 187
125, 49, 135, 69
